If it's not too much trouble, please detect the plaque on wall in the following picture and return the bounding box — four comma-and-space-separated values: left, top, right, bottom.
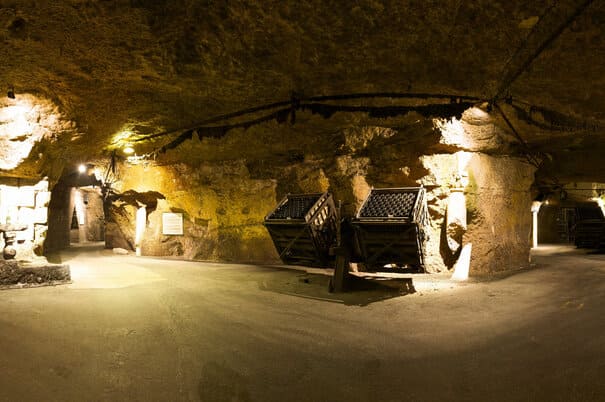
162, 213, 184, 235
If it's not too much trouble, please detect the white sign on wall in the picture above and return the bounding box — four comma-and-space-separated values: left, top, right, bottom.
162, 212, 184, 235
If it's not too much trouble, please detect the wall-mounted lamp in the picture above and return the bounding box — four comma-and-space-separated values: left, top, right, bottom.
78, 164, 87, 174
7, 86, 15, 99
123, 145, 135, 155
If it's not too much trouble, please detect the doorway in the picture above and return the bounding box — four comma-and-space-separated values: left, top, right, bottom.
69, 186, 104, 245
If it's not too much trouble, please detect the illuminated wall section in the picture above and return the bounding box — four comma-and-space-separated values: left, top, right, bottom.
0, 179, 50, 259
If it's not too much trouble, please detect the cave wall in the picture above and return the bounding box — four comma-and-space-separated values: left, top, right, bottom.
0, 2, 602, 277
0, 177, 50, 259
414, 152, 535, 273
46, 183, 74, 252
81, 187, 104, 242
464, 155, 535, 273
108, 161, 279, 262
102, 109, 536, 275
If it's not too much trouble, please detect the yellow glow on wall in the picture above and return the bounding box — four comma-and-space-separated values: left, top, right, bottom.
0, 105, 32, 134
434, 116, 474, 150
110, 127, 138, 151
0, 95, 61, 170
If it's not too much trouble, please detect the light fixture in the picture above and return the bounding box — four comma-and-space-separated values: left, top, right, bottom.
123, 145, 135, 155
78, 164, 87, 174
7, 86, 15, 99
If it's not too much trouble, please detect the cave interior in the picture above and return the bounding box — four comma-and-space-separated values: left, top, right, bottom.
1, 0, 605, 281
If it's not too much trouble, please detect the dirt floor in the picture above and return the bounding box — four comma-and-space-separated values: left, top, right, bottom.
0, 243, 603, 402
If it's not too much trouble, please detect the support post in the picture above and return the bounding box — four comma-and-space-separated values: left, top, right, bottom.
330, 200, 350, 293
330, 248, 350, 293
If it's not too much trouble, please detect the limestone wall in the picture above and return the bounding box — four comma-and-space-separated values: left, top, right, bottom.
0, 178, 50, 260
463, 155, 535, 273
103, 108, 537, 276
107, 161, 279, 263
46, 182, 74, 252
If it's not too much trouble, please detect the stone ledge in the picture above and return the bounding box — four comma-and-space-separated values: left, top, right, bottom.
0, 260, 71, 289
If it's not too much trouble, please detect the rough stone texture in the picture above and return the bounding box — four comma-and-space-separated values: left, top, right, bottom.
464, 155, 536, 274
94, 110, 536, 276
81, 187, 104, 242
0, 1, 603, 183
419, 153, 467, 272
0, 94, 75, 176
435, 108, 510, 153
1, 1, 603, 274
46, 181, 76, 252
109, 161, 280, 263
0, 259, 70, 288
0, 179, 50, 260
418, 153, 536, 274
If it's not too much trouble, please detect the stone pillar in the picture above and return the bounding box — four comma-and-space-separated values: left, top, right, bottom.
464, 154, 536, 274
135, 205, 146, 256
531, 201, 542, 248
446, 187, 467, 254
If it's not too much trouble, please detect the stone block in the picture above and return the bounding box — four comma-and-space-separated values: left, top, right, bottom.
33, 180, 49, 192
16, 207, 34, 241
16, 186, 35, 207
0, 185, 19, 207
33, 207, 48, 224
35, 191, 51, 207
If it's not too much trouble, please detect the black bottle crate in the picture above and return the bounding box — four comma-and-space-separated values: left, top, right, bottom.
264, 192, 338, 267
352, 187, 429, 272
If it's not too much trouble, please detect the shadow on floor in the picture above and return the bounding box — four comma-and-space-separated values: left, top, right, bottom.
45, 242, 107, 264
258, 271, 415, 306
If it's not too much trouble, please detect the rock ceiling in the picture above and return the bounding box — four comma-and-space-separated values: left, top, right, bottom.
1, 0, 604, 183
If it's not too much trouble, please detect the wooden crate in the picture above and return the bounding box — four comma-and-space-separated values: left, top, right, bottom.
351, 187, 429, 272
264, 192, 338, 267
